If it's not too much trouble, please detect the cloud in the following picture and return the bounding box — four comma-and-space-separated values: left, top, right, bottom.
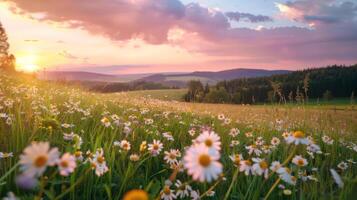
4, 0, 357, 67
59, 50, 79, 60
225, 12, 273, 23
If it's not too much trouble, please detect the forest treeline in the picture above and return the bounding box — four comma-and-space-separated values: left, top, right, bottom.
184, 65, 357, 104
89, 81, 173, 93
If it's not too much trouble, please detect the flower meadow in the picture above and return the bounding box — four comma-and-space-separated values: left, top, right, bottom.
0, 72, 357, 200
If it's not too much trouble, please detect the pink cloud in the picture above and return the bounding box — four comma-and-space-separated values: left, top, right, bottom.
4, 0, 357, 68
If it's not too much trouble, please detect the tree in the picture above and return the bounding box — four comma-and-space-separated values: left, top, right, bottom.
204, 87, 230, 103
185, 80, 204, 102
323, 90, 333, 101
0, 21, 15, 72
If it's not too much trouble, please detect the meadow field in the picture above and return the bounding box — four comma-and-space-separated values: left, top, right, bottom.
1, 72, 357, 200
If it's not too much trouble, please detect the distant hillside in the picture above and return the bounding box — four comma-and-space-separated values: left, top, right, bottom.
37, 71, 150, 82
139, 68, 291, 87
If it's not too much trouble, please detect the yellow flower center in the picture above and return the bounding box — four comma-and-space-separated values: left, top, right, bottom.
97, 156, 105, 164
297, 159, 305, 166
60, 160, 69, 168
234, 155, 241, 165
153, 144, 159, 150
75, 151, 82, 157
205, 139, 213, 147
293, 131, 305, 138
198, 154, 211, 167
245, 160, 252, 166
34, 155, 48, 167
169, 153, 176, 159
163, 186, 171, 195
259, 161, 268, 169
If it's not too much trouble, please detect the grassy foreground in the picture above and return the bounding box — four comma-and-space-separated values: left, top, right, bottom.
1, 72, 357, 200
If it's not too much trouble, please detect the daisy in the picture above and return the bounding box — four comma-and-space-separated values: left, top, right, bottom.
285, 131, 309, 145
246, 144, 262, 156
0, 152, 13, 159
161, 186, 176, 200
217, 114, 225, 120
337, 161, 348, 171
322, 135, 334, 145
271, 137, 281, 146
190, 190, 200, 200
175, 180, 192, 198
278, 168, 297, 185
140, 141, 147, 152
184, 143, 222, 182
239, 160, 253, 176
164, 149, 181, 165
129, 154, 140, 162
229, 128, 240, 137
19, 142, 59, 177
120, 140, 131, 151
230, 140, 240, 147
57, 153, 76, 176
252, 158, 269, 179
196, 130, 221, 152
90, 148, 109, 176
148, 140, 163, 156
188, 129, 196, 136
229, 153, 243, 167
270, 161, 282, 172
292, 155, 308, 167
101, 117, 111, 127
74, 150, 83, 162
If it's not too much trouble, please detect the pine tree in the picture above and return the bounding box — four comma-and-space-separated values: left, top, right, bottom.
0, 21, 15, 71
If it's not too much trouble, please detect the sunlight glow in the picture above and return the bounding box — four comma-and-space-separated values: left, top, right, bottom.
16, 54, 39, 73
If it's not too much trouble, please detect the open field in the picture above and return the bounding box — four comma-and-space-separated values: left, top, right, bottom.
1, 73, 357, 200
123, 89, 187, 101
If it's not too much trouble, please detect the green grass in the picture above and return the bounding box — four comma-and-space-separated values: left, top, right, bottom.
0, 72, 357, 200
123, 89, 187, 101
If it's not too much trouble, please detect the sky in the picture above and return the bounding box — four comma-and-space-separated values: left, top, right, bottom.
0, 0, 356, 74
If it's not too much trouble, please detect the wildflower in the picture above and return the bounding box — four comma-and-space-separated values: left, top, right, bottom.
217, 114, 225, 120
74, 150, 83, 162
229, 154, 243, 167
322, 135, 334, 145
246, 144, 262, 156
285, 131, 309, 145
271, 137, 280, 146
120, 140, 131, 151
101, 117, 111, 127
140, 141, 147, 152
230, 140, 240, 147
90, 148, 109, 176
163, 132, 174, 141
196, 130, 221, 152
175, 180, 192, 198
0, 152, 13, 159
184, 143, 222, 182
277, 168, 297, 185
270, 161, 282, 172
57, 153, 76, 176
283, 189, 292, 195
292, 155, 308, 167
161, 185, 176, 200
2, 192, 18, 200
19, 142, 59, 177
229, 128, 240, 137
188, 129, 196, 136
252, 158, 269, 179
15, 174, 38, 190
164, 149, 181, 165
239, 160, 253, 176
123, 189, 148, 200
148, 140, 163, 156
130, 154, 140, 162
337, 161, 348, 171
330, 169, 344, 188
190, 190, 200, 200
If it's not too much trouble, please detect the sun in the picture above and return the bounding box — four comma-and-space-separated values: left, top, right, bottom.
16, 55, 39, 73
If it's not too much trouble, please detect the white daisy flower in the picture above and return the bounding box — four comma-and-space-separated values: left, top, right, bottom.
90, 148, 109, 176
285, 131, 309, 145
184, 143, 222, 182
292, 155, 308, 167
252, 158, 269, 179
161, 186, 176, 200
239, 160, 253, 176
148, 140, 163, 156
164, 149, 181, 165
57, 153, 76, 176
195, 130, 221, 152
330, 169, 344, 188
19, 142, 59, 177
175, 180, 191, 198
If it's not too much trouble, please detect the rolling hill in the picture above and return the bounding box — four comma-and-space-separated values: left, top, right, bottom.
37, 68, 291, 87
